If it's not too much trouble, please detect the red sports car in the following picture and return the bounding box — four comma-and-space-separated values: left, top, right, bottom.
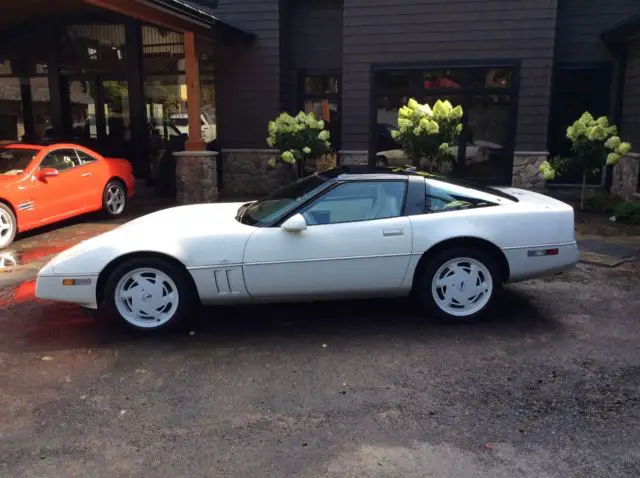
0, 143, 136, 249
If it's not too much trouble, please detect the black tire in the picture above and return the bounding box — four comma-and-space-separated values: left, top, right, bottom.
103, 257, 197, 333
0, 203, 17, 250
102, 180, 128, 218
415, 247, 502, 323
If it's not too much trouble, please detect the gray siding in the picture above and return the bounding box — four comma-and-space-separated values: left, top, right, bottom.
622, 39, 640, 149
291, 0, 343, 72
555, 0, 639, 63
214, 0, 280, 148
341, 0, 558, 152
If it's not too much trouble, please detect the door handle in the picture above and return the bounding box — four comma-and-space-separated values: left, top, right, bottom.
81, 172, 92, 177
383, 228, 403, 237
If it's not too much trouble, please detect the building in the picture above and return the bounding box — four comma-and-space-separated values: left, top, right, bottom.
1, 0, 639, 200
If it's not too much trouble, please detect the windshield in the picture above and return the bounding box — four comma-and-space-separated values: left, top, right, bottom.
237, 174, 332, 226
0, 148, 38, 176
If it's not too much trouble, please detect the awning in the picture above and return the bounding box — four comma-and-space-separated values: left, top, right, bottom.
143, 0, 255, 41
602, 14, 640, 46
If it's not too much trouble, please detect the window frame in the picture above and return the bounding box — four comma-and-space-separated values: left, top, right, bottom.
297, 179, 409, 226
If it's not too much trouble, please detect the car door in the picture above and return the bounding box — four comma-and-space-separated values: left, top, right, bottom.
29, 148, 84, 221
74, 148, 109, 210
242, 180, 413, 299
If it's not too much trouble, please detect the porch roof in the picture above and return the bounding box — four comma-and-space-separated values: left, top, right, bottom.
144, 0, 255, 41
602, 14, 640, 46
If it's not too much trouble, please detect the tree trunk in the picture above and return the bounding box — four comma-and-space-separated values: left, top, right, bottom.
580, 170, 587, 211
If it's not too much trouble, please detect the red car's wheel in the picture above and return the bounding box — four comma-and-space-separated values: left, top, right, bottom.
0, 203, 17, 250
102, 180, 127, 218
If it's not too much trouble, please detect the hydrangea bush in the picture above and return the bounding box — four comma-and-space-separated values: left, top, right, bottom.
391, 98, 463, 171
266, 111, 332, 174
539, 112, 632, 209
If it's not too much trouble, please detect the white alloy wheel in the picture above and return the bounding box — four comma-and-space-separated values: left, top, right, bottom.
114, 267, 180, 329
0, 206, 16, 249
430, 256, 494, 317
105, 182, 126, 216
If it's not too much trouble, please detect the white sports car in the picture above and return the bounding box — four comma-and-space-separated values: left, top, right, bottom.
35, 166, 579, 331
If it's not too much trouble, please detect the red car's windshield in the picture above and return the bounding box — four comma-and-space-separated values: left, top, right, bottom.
0, 148, 38, 176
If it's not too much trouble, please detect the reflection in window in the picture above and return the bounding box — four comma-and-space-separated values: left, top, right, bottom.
305, 76, 339, 94
422, 70, 463, 89
300, 73, 340, 154
60, 25, 127, 72
67, 79, 98, 141
465, 95, 510, 182
373, 66, 516, 183
0, 77, 52, 142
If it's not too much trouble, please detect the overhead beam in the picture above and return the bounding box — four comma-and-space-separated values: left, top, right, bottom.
83, 0, 212, 36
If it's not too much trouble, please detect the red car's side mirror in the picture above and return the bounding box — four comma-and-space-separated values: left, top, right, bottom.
39, 168, 59, 179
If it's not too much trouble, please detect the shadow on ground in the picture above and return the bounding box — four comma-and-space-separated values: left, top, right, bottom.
0, 285, 560, 355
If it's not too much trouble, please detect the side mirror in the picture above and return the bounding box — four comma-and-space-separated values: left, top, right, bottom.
281, 213, 307, 232
39, 168, 59, 179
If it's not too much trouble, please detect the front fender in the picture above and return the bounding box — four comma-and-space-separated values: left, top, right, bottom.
39, 229, 187, 277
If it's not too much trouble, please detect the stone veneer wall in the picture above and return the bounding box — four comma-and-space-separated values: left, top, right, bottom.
221, 149, 294, 197
174, 151, 219, 205
511, 153, 547, 190
611, 153, 640, 200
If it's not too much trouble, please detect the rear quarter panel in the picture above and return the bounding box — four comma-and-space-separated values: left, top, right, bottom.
104, 157, 135, 198
404, 203, 576, 285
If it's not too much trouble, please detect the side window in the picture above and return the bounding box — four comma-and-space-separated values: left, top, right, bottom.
40, 149, 80, 172
75, 150, 97, 165
300, 181, 406, 225
425, 180, 498, 213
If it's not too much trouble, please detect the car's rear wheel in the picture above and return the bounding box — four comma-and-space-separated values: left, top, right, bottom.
416, 248, 500, 322
103, 258, 196, 332
103, 180, 127, 218
0, 203, 17, 250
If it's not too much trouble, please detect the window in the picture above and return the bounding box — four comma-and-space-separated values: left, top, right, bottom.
373, 65, 517, 185
238, 174, 333, 226
0, 147, 38, 176
301, 181, 406, 225
424, 178, 503, 213
40, 149, 80, 172
299, 72, 341, 155
75, 150, 97, 165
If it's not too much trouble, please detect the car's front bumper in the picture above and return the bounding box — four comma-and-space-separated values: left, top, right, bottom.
35, 274, 99, 309
504, 241, 580, 282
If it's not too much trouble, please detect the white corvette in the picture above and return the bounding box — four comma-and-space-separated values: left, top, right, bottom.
35, 166, 579, 331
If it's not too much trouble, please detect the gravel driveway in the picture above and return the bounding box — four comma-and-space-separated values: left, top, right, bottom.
0, 219, 639, 477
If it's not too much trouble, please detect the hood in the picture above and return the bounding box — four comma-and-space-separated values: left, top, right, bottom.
116, 202, 249, 236
39, 201, 253, 275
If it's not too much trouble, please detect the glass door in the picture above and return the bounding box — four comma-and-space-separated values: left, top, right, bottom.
101, 78, 131, 159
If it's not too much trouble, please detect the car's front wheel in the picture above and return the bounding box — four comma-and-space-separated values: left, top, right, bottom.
103, 180, 127, 218
416, 248, 500, 322
103, 258, 196, 332
0, 203, 17, 250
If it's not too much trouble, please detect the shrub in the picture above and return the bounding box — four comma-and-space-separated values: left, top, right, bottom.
539, 112, 632, 210
611, 201, 640, 225
391, 98, 463, 171
266, 111, 332, 175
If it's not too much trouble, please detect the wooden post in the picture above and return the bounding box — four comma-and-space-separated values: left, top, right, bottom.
183, 31, 205, 152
